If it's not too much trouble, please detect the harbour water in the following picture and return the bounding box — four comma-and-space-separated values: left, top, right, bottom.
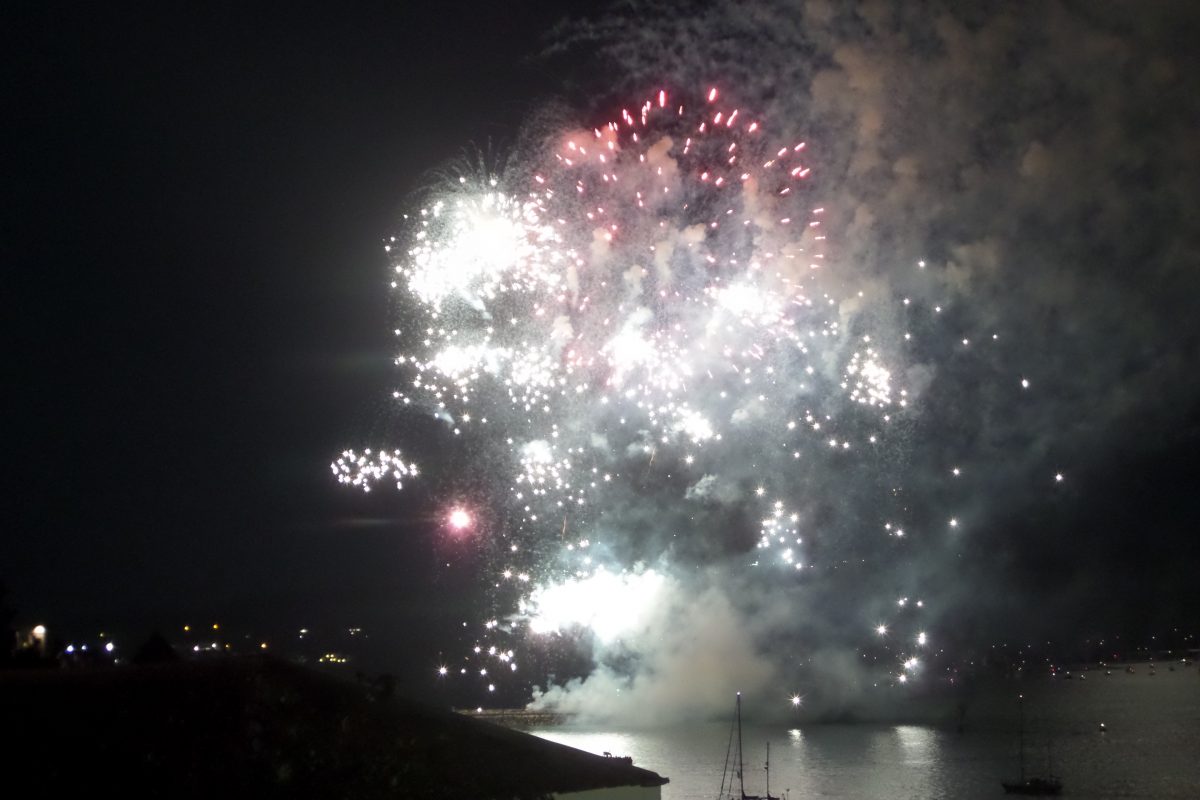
531, 665, 1200, 799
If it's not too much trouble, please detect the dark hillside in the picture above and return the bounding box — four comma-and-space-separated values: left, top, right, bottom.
0, 658, 665, 798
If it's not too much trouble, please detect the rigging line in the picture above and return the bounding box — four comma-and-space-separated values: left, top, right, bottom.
718, 703, 737, 800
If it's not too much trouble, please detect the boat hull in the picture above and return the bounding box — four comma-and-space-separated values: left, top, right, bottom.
1001, 778, 1063, 795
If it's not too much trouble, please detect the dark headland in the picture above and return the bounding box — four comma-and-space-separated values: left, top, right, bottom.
0, 657, 667, 798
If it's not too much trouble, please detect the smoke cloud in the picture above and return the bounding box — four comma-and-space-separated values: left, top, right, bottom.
529, 572, 783, 724
512, 0, 1200, 719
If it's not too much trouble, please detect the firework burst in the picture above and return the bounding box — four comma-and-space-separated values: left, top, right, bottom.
340, 88, 949, 703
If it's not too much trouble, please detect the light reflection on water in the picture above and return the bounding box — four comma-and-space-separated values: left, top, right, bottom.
531, 667, 1200, 799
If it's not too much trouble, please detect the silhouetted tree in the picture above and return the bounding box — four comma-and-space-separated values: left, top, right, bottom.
133, 631, 179, 664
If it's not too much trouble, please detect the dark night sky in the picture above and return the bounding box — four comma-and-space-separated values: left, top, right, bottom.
6, 3, 589, 661
7, 2, 1200, 694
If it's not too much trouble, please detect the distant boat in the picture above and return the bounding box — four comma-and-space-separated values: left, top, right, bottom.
718, 693, 781, 800
1004, 776, 1063, 796
1001, 693, 1062, 796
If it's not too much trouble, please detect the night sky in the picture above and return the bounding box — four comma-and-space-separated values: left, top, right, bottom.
8, 2, 580, 665
8, 2, 1200, 704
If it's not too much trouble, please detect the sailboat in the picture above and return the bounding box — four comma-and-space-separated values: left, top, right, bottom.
1001, 693, 1062, 796
718, 693, 781, 800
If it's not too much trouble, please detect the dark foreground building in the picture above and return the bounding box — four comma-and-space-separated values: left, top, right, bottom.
0, 658, 667, 799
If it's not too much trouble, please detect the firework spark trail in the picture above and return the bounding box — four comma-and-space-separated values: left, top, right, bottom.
398, 91, 903, 551
394, 89, 902, 469
340, 88, 954, 709
331, 449, 418, 492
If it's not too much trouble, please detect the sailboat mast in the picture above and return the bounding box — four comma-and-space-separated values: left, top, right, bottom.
1046, 718, 1054, 778
1018, 693, 1025, 782
737, 692, 746, 798
765, 741, 771, 799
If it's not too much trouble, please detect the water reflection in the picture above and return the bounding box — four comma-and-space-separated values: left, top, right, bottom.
893, 724, 934, 765
893, 725, 937, 797
530, 671, 1200, 799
